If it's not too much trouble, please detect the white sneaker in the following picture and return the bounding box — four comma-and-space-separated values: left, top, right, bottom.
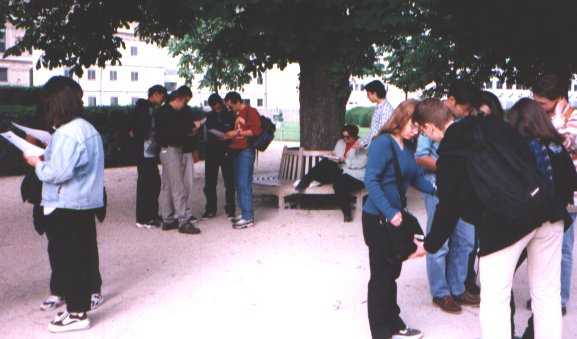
48, 311, 90, 333
90, 293, 103, 310
135, 222, 153, 229
40, 295, 65, 311
310, 180, 322, 188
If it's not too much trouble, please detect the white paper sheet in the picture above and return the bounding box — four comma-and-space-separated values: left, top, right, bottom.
11, 122, 52, 145
0, 131, 45, 156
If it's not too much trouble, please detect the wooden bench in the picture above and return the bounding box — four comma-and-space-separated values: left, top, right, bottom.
253, 146, 366, 220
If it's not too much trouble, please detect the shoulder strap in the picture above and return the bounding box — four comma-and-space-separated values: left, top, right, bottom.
388, 136, 407, 209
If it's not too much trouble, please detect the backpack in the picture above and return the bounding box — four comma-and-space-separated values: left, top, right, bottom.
251, 115, 276, 151
466, 117, 557, 228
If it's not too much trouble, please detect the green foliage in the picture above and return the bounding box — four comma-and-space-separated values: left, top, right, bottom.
345, 106, 374, 128
168, 19, 252, 91
384, 33, 496, 96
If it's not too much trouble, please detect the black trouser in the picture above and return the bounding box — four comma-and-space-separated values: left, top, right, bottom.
136, 157, 161, 223
465, 229, 479, 292
203, 147, 235, 215
301, 159, 364, 216
44, 209, 100, 313
362, 212, 406, 339
334, 174, 364, 216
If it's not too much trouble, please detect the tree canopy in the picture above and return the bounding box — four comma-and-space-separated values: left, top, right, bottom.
3, 0, 577, 148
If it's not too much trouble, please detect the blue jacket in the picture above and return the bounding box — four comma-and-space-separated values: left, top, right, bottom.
363, 134, 435, 220
36, 118, 105, 210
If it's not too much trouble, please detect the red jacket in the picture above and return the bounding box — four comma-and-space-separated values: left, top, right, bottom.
229, 105, 262, 150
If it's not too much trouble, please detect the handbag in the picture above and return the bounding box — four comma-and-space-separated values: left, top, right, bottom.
384, 138, 424, 262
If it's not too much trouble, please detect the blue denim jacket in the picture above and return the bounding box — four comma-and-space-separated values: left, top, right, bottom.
35, 118, 105, 210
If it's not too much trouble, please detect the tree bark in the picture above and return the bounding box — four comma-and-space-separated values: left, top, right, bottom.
298, 59, 352, 150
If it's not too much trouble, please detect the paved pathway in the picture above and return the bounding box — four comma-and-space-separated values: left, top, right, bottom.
0, 142, 575, 338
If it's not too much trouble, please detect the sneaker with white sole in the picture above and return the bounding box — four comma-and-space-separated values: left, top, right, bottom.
392, 328, 423, 339
90, 293, 103, 310
48, 311, 90, 333
232, 218, 255, 229
40, 295, 65, 311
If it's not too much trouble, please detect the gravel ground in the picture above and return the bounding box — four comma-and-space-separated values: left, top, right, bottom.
0, 141, 575, 339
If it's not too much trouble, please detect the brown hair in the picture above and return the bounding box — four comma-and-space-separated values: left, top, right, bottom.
41, 76, 83, 127
532, 74, 570, 100
508, 98, 564, 144
341, 124, 359, 139
412, 98, 453, 129
378, 99, 420, 136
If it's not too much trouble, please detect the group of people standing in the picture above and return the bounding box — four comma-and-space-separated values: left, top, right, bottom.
361, 76, 577, 339
132, 85, 263, 233
15, 72, 577, 337
20, 77, 265, 332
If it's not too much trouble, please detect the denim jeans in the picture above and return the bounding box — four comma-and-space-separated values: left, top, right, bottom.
561, 213, 576, 306
424, 193, 475, 298
233, 148, 256, 220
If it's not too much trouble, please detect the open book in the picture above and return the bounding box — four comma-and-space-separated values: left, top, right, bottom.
1, 131, 45, 156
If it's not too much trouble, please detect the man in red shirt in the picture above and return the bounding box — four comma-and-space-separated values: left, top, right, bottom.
224, 92, 262, 229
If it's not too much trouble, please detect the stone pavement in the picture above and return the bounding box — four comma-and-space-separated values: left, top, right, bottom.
0, 142, 575, 339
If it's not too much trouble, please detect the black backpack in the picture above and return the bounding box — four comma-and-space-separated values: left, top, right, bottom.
251, 115, 276, 151
467, 117, 556, 228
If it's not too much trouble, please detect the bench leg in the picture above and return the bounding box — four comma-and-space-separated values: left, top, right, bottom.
278, 194, 285, 209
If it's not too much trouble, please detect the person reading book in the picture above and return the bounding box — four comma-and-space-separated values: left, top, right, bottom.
294, 124, 367, 222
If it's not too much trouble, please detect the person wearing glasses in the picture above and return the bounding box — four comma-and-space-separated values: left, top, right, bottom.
294, 124, 367, 222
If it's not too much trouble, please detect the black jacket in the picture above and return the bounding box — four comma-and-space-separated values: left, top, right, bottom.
424, 116, 573, 256
204, 108, 235, 150
155, 104, 190, 148
132, 99, 154, 158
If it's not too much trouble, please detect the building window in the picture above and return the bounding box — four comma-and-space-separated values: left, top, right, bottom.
257, 77, 263, 85
506, 82, 512, 90
110, 71, 117, 81
64, 69, 73, 78
573, 83, 577, 92
0, 68, 7, 82
131, 72, 139, 82
165, 82, 177, 92
131, 46, 138, 56
203, 100, 208, 106
132, 97, 139, 105
0, 27, 5, 53
496, 80, 504, 89
110, 97, 119, 106
485, 81, 493, 89
257, 98, 264, 107
88, 97, 97, 107
87, 70, 96, 80
243, 99, 251, 106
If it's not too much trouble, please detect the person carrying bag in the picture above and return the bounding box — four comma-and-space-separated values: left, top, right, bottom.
362, 99, 434, 339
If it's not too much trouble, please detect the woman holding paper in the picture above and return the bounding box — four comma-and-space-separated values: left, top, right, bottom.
24, 76, 104, 333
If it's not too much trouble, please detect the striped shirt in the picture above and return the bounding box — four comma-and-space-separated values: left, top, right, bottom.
361, 99, 394, 147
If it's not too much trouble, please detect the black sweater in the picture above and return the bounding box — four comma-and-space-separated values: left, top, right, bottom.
424, 116, 576, 256
155, 104, 190, 148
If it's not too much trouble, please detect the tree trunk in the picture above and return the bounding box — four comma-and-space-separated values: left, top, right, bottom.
298, 59, 352, 150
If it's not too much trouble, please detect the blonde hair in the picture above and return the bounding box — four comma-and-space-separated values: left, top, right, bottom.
378, 99, 420, 137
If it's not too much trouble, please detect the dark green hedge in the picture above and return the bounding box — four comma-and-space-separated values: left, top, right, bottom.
345, 106, 374, 128
0, 86, 42, 106
0, 105, 137, 176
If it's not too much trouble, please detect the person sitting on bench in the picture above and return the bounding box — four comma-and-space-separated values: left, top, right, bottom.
294, 124, 367, 222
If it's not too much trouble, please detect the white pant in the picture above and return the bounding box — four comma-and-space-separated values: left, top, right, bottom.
479, 221, 563, 339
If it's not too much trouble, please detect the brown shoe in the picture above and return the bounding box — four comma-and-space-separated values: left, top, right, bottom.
454, 291, 480, 307
432, 296, 462, 314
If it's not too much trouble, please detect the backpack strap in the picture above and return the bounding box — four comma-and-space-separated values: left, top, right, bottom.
388, 136, 407, 209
